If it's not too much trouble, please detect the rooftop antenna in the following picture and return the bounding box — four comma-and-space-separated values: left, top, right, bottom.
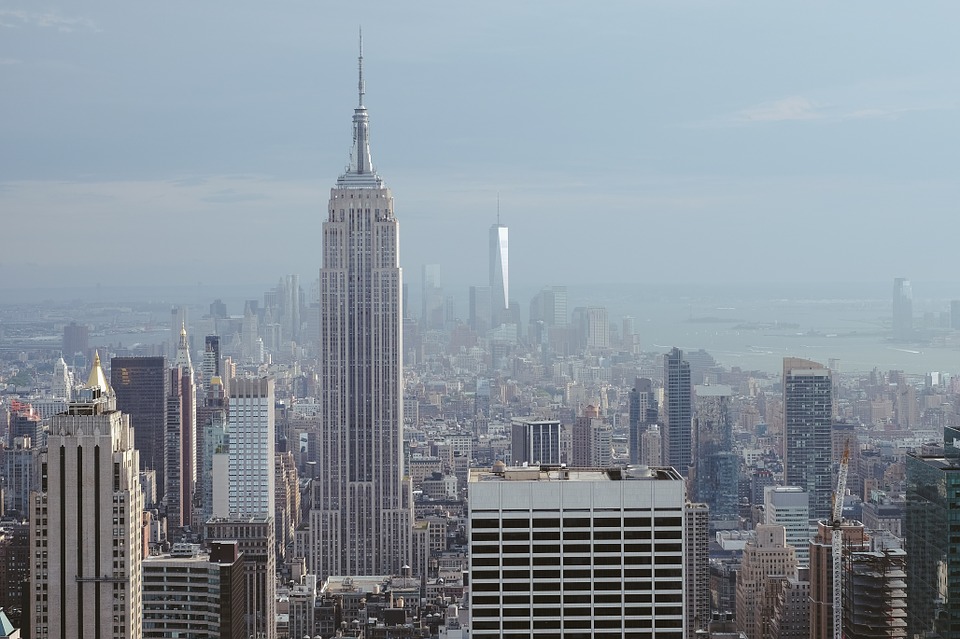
358, 27, 365, 107
497, 191, 501, 225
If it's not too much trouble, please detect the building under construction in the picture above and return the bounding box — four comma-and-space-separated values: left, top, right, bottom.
809, 520, 907, 639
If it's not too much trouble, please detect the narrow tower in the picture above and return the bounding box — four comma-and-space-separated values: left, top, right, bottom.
307, 36, 412, 578
489, 215, 509, 328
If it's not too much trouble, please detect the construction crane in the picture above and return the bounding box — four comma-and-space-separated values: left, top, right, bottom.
832, 441, 850, 639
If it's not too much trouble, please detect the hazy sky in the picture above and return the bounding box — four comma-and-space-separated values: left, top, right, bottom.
2, 2, 958, 294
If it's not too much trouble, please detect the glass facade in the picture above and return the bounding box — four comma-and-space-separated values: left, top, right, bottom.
906, 438, 960, 639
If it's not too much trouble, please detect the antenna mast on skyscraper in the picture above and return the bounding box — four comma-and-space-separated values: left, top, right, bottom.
497, 191, 501, 225
358, 27, 365, 107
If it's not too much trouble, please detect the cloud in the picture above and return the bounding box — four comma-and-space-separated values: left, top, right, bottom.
738, 96, 821, 122
0, 57, 21, 65
709, 92, 955, 127
0, 9, 99, 33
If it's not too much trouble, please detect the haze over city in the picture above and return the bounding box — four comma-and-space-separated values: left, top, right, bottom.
4, 4, 960, 639
2, 1, 959, 291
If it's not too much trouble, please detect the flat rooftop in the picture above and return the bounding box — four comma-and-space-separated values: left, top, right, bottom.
469, 465, 683, 483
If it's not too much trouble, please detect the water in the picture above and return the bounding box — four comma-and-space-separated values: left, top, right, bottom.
560, 282, 960, 376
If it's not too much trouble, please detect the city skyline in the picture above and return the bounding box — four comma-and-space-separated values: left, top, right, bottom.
2, 2, 959, 291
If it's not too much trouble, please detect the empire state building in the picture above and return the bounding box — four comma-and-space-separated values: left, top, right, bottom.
305, 40, 412, 578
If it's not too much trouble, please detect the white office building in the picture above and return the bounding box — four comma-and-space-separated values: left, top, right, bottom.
469, 465, 686, 638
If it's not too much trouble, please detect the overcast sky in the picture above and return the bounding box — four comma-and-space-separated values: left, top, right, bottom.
2, 1, 958, 295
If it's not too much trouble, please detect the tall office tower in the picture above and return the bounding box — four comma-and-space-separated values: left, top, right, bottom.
226, 378, 275, 518
641, 424, 662, 466
52, 354, 72, 401
205, 517, 276, 639
782, 357, 833, 522
685, 502, 711, 637
489, 221, 508, 327
662, 347, 692, 477
198, 377, 228, 525
62, 321, 89, 359
952, 300, 960, 330
906, 425, 960, 639
692, 384, 737, 519
112, 356, 167, 497
165, 326, 197, 532
421, 263, 444, 330
809, 519, 870, 639
571, 404, 612, 467
200, 335, 221, 387
622, 315, 639, 353
735, 524, 798, 639
241, 301, 259, 363
892, 277, 913, 340
628, 378, 658, 465
468, 285, 492, 334
31, 354, 144, 639
468, 465, 686, 638
141, 542, 246, 639
308, 41, 412, 580
2, 436, 32, 515
764, 486, 810, 567
571, 306, 610, 351
529, 285, 568, 332
510, 418, 562, 465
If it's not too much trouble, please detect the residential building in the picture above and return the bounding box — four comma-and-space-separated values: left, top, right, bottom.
686, 502, 711, 636
782, 358, 833, 522
142, 541, 246, 639
570, 404, 611, 468
764, 486, 810, 567
205, 517, 276, 639
663, 347, 692, 476
226, 377, 275, 518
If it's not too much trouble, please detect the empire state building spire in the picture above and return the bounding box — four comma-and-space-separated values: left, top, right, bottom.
340, 28, 381, 187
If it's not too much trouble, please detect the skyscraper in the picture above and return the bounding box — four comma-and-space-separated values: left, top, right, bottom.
227, 377, 275, 518
306, 39, 412, 579
489, 220, 508, 327
906, 425, 960, 639
628, 377, 658, 466
782, 357, 833, 522
692, 384, 738, 520
662, 347, 692, 476
892, 277, 913, 341
31, 354, 144, 639
112, 356, 167, 498
166, 325, 197, 532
